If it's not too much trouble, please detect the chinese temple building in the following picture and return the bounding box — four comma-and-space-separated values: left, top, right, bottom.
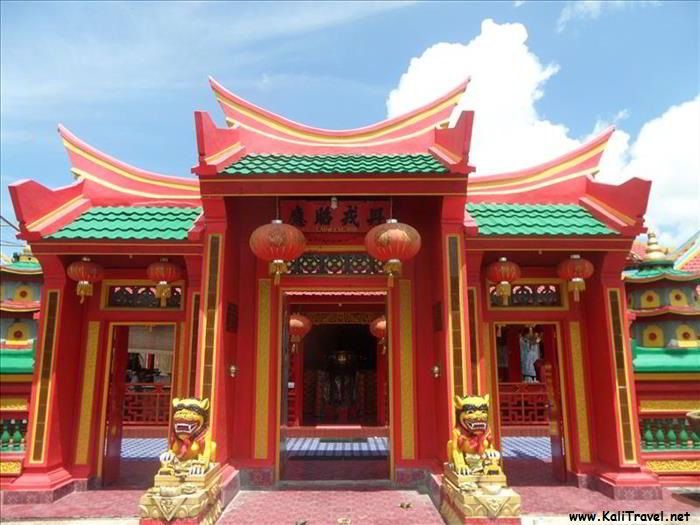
0, 249, 41, 468
2, 77, 698, 510
623, 231, 700, 484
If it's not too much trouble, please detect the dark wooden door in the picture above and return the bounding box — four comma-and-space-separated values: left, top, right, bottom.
542, 354, 567, 482
102, 325, 129, 486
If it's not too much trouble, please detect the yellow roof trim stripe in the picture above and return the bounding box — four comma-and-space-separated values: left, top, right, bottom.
218, 92, 460, 144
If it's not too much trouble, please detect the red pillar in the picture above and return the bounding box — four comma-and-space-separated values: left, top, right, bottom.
582, 251, 660, 497
11, 255, 85, 492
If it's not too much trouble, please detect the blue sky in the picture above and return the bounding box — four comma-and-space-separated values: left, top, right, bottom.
1, 1, 698, 253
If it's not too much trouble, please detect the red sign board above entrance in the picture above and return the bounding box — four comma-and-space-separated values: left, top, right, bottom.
280, 200, 390, 233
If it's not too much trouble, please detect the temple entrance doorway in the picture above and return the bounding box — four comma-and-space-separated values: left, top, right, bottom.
493, 323, 568, 486
101, 323, 176, 488
279, 298, 390, 482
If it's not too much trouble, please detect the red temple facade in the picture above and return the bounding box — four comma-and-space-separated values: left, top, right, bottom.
2, 78, 698, 508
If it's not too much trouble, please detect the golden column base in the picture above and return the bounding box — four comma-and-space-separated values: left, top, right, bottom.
440, 464, 521, 524
139, 463, 223, 525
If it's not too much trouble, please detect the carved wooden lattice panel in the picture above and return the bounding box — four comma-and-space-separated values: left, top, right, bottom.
123, 383, 171, 426
498, 383, 548, 425
288, 253, 382, 275
489, 284, 561, 307
107, 286, 182, 309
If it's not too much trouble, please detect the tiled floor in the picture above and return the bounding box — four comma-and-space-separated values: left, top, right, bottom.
120, 437, 167, 459
501, 436, 552, 461
284, 437, 389, 458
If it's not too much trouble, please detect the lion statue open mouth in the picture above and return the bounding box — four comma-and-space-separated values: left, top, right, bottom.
447, 394, 502, 476
159, 398, 217, 478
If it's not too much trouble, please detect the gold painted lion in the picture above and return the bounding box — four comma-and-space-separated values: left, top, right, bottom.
447, 394, 502, 476
159, 398, 217, 477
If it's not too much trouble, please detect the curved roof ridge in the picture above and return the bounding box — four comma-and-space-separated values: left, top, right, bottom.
59, 125, 199, 187
209, 75, 468, 141
468, 127, 615, 198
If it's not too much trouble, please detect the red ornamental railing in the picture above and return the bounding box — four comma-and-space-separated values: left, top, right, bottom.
123, 383, 171, 426
499, 383, 548, 426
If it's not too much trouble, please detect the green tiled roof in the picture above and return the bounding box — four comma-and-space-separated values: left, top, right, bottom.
632, 344, 700, 373
48, 206, 202, 240
623, 265, 698, 282
1, 261, 42, 273
0, 349, 35, 375
467, 203, 617, 236
221, 154, 448, 175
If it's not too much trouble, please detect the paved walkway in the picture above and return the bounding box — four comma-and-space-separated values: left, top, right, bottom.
219, 488, 443, 525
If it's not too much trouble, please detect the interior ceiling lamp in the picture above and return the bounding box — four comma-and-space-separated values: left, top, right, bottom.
249, 219, 306, 285
67, 257, 104, 304
364, 219, 421, 287
486, 257, 522, 306
370, 315, 387, 355
557, 254, 594, 302
289, 313, 312, 354
147, 258, 183, 307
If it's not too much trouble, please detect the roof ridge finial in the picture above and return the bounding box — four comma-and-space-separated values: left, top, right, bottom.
644, 230, 668, 262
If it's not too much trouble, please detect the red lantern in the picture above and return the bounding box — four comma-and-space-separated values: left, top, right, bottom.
289, 313, 312, 353
67, 257, 104, 303
486, 257, 521, 305
147, 258, 182, 307
249, 220, 306, 285
557, 254, 594, 302
370, 315, 387, 354
364, 219, 421, 286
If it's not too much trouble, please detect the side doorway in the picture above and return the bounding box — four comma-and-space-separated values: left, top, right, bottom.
101, 323, 176, 488
493, 323, 568, 485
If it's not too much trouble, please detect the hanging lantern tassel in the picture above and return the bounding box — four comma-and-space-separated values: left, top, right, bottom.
154, 281, 172, 307
269, 260, 288, 285
67, 257, 104, 305
290, 335, 301, 354
557, 255, 593, 303
380, 337, 387, 355
76, 281, 93, 303
569, 277, 586, 302
496, 280, 512, 306
383, 259, 402, 288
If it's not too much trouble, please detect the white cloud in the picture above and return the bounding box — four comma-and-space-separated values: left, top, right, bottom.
387, 18, 699, 247
599, 97, 700, 247
556, 1, 660, 33
387, 19, 578, 173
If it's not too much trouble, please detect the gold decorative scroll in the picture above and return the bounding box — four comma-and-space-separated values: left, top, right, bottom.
646, 460, 700, 473
569, 322, 591, 463
0, 397, 28, 412
0, 461, 22, 475
398, 279, 416, 460
30, 289, 60, 464
607, 288, 637, 464
640, 400, 700, 412
74, 321, 101, 464
200, 235, 223, 406
254, 279, 272, 459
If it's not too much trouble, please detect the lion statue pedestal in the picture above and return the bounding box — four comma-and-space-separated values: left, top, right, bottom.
439, 395, 521, 524
139, 398, 223, 525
